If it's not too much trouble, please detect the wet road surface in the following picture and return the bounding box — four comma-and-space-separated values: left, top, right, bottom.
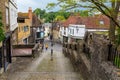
1, 42, 83, 80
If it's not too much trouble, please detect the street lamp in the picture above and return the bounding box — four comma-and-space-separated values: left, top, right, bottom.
51, 21, 54, 61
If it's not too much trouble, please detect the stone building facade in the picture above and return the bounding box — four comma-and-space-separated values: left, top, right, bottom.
0, 0, 11, 73
17, 7, 41, 44
62, 32, 120, 80
17, 12, 31, 44
0, 0, 18, 73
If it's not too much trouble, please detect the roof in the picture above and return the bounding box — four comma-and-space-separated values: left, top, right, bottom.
83, 15, 110, 29
18, 12, 41, 27
63, 15, 83, 27
18, 12, 29, 19
63, 14, 110, 29
32, 14, 41, 27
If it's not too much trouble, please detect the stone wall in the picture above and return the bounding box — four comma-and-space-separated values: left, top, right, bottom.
62, 40, 91, 80
63, 32, 119, 80
89, 33, 118, 80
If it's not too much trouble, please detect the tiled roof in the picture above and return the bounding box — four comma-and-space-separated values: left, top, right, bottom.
32, 14, 41, 27
63, 15, 83, 27
63, 14, 110, 29
18, 12, 29, 19
83, 15, 110, 29
18, 12, 41, 27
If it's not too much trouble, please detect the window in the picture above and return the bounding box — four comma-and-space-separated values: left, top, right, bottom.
100, 20, 104, 25
76, 28, 79, 33
17, 18, 25, 23
73, 29, 74, 35
6, 8, 9, 25
64, 30, 66, 35
23, 26, 29, 32
36, 32, 40, 38
23, 38, 27, 44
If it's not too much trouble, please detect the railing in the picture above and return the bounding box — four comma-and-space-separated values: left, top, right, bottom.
32, 43, 40, 58
0, 47, 2, 68
108, 43, 120, 68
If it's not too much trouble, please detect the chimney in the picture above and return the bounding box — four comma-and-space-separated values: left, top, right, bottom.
28, 7, 32, 20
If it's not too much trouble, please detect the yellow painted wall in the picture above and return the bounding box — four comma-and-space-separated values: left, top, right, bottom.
18, 19, 31, 44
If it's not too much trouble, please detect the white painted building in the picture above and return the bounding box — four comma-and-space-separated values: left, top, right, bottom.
43, 23, 52, 37
9, 0, 18, 31
59, 24, 86, 43
60, 24, 86, 38
68, 24, 86, 39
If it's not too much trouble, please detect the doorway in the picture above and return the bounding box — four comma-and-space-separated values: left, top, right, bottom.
3, 36, 12, 71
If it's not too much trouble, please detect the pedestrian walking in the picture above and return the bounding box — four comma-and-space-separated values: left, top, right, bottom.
42, 44, 44, 50
45, 43, 48, 50
39, 43, 43, 52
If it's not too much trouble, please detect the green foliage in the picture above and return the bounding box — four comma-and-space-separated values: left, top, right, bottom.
33, 8, 71, 23
0, 11, 5, 42
116, 28, 120, 47
114, 56, 120, 68
44, 12, 55, 22
55, 15, 65, 21
74, 10, 89, 17
33, 8, 46, 19
46, 3, 56, 10
56, 11, 71, 19
47, 0, 120, 43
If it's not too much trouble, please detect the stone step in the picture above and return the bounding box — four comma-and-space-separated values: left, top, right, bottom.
116, 69, 120, 77
117, 72, 120, 77
117, 77, 120, 80
117, 69, 120, 72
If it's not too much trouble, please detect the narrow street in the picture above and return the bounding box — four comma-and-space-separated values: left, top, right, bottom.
3, 41, 83, 80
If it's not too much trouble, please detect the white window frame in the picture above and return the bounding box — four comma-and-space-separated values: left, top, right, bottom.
6, 7, 9, 25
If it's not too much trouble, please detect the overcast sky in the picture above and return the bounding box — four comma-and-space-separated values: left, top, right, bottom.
17, 0, 58, 12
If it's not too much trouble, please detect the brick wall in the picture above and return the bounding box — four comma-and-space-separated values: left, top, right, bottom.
0, 0, 9, 47
1, 0, 10, 32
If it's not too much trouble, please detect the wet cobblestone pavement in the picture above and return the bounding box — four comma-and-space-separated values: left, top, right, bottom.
0, 43, 83, 80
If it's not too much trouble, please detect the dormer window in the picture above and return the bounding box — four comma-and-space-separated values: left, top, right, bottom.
99, 20, 104, 25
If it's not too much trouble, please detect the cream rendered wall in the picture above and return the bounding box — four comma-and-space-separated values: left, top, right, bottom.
9, 0, 18, 31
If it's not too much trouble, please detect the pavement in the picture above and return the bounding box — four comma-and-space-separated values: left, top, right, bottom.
0, 42, 83, 80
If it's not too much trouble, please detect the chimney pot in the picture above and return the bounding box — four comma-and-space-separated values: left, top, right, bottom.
29, 7, 32, 10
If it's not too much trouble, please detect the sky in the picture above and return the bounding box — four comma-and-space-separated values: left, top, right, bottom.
17, 0, 58, 12
17, 0, 111, 13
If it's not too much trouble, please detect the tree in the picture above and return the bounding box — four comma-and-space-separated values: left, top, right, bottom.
33, 8, 46, 19
55, 15, 65, 21
47, 0, 120, 42
0, 11, 5, 42
33, 8, 41, 18
44, 12, 56, 22
73, 10, 89, 17
56, 11, 71, 19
